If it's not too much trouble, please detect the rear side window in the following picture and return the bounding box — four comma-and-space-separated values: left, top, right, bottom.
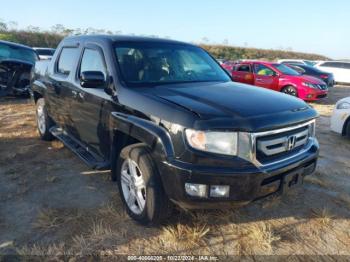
80, 49, 107, 77
341, 63, 350, 69
320, 62, 341, 68
56, 47, 79, 75
237, 65, 251, 72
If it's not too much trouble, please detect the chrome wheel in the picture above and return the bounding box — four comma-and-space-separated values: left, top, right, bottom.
37, 103, 46, 135
282, 86, 297, 97
120, 158, 146, 215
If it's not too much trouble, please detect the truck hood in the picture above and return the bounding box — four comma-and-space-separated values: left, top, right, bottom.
138, 81, 317, 131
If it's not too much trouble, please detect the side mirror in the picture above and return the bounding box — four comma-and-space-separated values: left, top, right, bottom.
80, 71, 106, 88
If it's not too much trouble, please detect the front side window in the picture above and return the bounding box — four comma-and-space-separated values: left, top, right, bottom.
114, 42, 230, 87
57, 47, 79, 75
80, 49, 106, 77
254, 64, 276, 76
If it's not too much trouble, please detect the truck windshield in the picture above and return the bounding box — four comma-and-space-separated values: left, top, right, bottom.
0, 43, 38, 64
114, 42, 230, 87
273, 63, 301, 76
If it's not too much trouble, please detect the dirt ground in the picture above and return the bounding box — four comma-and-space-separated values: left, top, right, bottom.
0, 86, 350, 259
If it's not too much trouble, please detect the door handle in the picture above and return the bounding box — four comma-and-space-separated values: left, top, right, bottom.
256, 78, 264, 82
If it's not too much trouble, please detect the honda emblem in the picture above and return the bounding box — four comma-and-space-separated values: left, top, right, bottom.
286, 135, 297, 151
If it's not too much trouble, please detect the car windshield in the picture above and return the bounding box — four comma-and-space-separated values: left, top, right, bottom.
0, 43, 37, 64
114, 42, 230, 87
273, 63, 300, 76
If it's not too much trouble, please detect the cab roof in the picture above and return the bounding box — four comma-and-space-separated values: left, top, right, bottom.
63, 34, 195, 46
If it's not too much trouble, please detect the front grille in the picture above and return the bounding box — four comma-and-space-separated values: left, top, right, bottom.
256, 126, 310, 164
317, 94, 327, 99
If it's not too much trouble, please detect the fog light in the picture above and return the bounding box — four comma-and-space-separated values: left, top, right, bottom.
185, 183, 207, 198
307, 94, 313, 98
210, 185, 230, 197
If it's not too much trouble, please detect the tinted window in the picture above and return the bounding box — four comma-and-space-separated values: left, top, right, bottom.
0, 43, 37, 64
237, 65, 251, 72
114, 42, 230, 87
272, 63, 300, 76
36, 49, 55, 56
254, 64, 276, 76
320, 62, 341, 68
341, 63, 350, 69
290, 65, 305, 74
57, 47, 79, 75
80, 49, 106, 76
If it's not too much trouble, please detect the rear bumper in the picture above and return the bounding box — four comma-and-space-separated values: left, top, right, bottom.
158, 139, 319, 209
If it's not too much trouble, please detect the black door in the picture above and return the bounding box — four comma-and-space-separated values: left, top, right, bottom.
70, 46, 111, 158
46, 46, 80, 136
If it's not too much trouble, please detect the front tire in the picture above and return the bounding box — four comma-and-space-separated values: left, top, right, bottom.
345, 119, 350, 139
116, 144, 172, 225
36, 98, 54, 141
281, 85, 298, 97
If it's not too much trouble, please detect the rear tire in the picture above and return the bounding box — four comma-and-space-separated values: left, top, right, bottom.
116, 143, 172, 225
281, 85, 298, 97
36, 98, 54, 141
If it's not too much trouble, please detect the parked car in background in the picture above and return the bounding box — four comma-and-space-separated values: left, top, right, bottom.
231, 61, 328, 101
221, 60, 238, 73
287, 64, 334, 87
33, 47, 56, 60
0, 40, 38, 97
314, 61, 350, 84
215, 58, 226, 65
278, 59, 316, 66
331, 97, 350, 137
31, 35, 319, 224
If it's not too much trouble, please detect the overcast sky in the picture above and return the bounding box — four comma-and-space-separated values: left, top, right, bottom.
2, 0, 349, 59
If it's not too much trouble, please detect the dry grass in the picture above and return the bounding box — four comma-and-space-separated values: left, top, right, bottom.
50, 140, 64, 149
72, 220, 123, 255
161, 223, 210, 249
311, 208, 334, 227
304, 174, 328, 189
17, 243, 70, 256
237, 223, 280, 255
33, 208, 83, 231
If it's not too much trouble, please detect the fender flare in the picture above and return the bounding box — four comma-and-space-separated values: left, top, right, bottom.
110, 112, 174, 161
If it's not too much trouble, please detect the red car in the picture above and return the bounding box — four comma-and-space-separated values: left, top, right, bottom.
230, 61, 328, 101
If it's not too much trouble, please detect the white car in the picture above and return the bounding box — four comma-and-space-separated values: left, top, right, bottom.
277, 59, 316, 66
33, 47, 55, 60
331, 97, 350, 137
315, 61, 350, 84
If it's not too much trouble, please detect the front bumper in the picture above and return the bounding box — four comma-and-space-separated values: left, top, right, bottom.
301, 89, 328, 101
331, 109, 349, 134
158, 139, 319, 209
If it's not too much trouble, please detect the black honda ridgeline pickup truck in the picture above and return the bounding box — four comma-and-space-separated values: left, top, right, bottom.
31, 35, 319, 224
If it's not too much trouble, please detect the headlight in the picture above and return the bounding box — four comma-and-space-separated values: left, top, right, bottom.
302, 82, 317, 89
185, 129, 238, 156
308, 120, 316, 137
337, 102, 350, 110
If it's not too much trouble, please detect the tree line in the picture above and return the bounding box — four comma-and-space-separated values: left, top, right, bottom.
0, 19, 329, 61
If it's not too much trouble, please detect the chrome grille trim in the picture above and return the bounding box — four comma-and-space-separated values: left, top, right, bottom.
237, 120, 316, 168
257, 128, 309, 156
